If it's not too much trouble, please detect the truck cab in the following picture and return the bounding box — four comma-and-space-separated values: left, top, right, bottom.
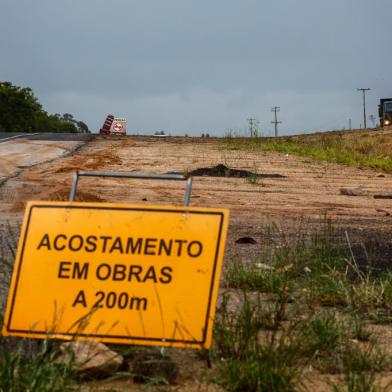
379, 98, 392, 127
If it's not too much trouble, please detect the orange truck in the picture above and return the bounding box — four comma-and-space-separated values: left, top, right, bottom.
99, 115, 127, 135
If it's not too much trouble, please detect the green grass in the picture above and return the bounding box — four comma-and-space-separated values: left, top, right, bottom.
222, 132, 392, 172
328, 344, 389, 391
299, 313, 342, 354
0, 225, 76, 392
214, 292, 305, 391
213, 288, 390, 391
0, 318, 75, 392
225, 221, 392, 320
223, 260, 289, 293
216, 355, 303, 392
216, 221, 392, 391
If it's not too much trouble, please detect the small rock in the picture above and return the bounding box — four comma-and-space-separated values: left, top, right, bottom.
376, 173, 385, 178
304, 267, 312, 273
280, 263, 294, 272
236, 236, 257, 244
142, 198, 148, 201
255, 262, 274, 270
55, 341, 123, 377
339, 187, 366, 196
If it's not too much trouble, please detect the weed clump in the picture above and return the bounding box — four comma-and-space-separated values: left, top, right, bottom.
214, 292, 304, 391
215, 221, 392, 391
217, 355, 302, 392
222, 132, 392, 172
0, 327, 75, 392
0, 225, 76, 392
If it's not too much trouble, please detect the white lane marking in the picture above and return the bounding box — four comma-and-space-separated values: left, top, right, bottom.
0, 133, 40, 143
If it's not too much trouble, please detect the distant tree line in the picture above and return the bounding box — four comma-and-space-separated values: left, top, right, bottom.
0, 81, 90, 133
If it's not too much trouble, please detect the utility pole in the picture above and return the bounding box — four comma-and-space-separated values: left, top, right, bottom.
357, 88, 371, 129
271, 107, 282, 137
369, 114, 376, 128
247, 118, 259, 137
349, 118, 352, 130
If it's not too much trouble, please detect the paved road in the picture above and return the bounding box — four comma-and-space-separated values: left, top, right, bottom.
0, 133, 31, 141
0, 134, 90, 179
0, 133, 95, 142
28, 133, 95, 141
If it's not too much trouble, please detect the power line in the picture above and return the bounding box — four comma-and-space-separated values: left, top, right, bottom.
357, 88, 371, 129
271, 107, 282, 137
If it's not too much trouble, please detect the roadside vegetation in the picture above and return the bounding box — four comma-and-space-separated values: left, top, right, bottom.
215, 221, 392, 391
0, 329, 75, 392
1, 221, 392, 390
223, 130, 392, 172
0, 227, 76, 391
0, 81, 89, 133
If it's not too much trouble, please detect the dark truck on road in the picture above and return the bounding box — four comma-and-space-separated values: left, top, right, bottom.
379, 98, 392, 127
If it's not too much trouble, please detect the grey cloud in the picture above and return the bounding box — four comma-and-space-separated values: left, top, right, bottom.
1, 0, 391, 135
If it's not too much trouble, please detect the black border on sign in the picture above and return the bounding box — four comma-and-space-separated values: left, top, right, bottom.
6, 204, 225, 346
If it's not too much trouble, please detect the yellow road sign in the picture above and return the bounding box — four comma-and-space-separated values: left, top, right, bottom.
2, 201, 229, 349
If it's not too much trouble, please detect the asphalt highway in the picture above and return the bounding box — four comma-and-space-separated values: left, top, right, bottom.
0, 133, 95, 142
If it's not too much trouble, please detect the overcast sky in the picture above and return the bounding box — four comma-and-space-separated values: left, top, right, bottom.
1, 0, 391, 135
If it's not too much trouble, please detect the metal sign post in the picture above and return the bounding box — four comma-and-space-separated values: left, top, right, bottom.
69, 170, 193, 207
69, 170, 193, 356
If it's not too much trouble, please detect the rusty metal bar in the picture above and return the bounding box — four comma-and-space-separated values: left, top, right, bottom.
69, 170, 193, 206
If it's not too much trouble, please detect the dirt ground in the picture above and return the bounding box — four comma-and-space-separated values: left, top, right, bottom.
1, 134, 392, 390
1, 134, 391, 245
